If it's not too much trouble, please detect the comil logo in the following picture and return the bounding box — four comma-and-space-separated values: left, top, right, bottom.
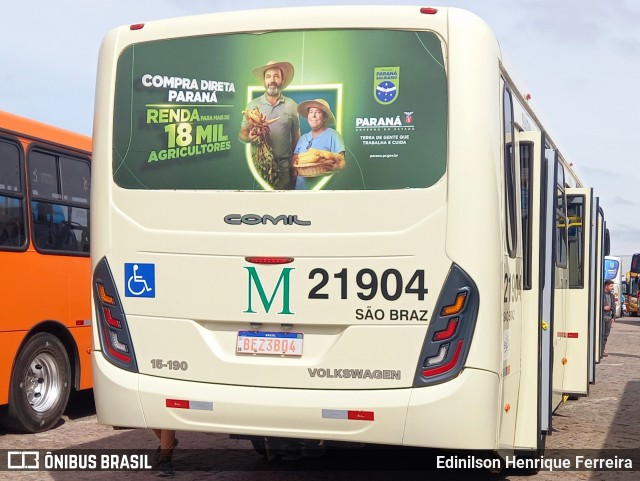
7, 451, 39, 470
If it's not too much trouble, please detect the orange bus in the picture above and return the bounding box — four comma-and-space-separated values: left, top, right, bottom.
0, 111, 92, 432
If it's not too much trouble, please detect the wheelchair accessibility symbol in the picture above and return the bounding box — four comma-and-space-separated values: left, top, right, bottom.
124, 263, 155, 297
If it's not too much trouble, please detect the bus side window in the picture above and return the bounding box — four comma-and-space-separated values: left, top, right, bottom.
0, 197, 25, 247
29, 150, 89, 254
555, 164, 568, 268
567, 195, 584, 288
503, 86, 517, 258
0, 140, 26, 248
520, 142, 532, 289
32, 201, 55, 250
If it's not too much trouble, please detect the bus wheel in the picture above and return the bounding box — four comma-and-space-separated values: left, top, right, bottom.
3, 333, 71, 433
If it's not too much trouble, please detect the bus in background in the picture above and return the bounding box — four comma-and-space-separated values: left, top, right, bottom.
0, 111, 92, 432
604, 256, 622, 318
91, 6, 606, 460
623, 271, 640, 317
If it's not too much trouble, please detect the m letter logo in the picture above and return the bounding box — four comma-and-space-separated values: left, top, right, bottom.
244, 266, 295, 315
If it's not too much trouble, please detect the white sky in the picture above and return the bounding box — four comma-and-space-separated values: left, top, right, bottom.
2, 0, 639, 255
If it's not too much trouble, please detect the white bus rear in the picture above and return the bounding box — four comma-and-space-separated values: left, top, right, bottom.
91, 6, 605, 458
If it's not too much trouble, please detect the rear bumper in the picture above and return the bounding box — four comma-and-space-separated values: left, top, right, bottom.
92, 353, 499, 449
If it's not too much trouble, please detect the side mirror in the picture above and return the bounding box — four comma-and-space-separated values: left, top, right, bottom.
604, 228, 611, 256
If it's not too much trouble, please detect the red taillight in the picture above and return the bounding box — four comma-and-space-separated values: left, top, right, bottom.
130, 23, 145, 30
433, 318, 459, 341
94, 257, 138, 372
103, 307, 122, 329
420, 7, 438, 14
245, 256, 294, 264
415, 266, 478, 387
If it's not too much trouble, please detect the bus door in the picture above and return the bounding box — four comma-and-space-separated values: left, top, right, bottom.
588, 198, 602, 383
550, 154, 569, 412
563, 188, 593, 396
596, 225, 610, 359
513, 131, 553, 450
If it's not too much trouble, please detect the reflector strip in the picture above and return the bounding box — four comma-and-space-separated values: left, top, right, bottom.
557, 332, 578, 338
165, 399, 214, 410
348, 410, 374, 421
322, 409, 374, 421
322, 409, 347, 419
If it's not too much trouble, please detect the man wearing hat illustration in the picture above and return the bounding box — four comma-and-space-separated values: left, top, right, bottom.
292, 98, 346, 189
239, 60, 300, 189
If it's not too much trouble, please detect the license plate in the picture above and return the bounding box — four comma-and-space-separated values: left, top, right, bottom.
236, 331, 303, 356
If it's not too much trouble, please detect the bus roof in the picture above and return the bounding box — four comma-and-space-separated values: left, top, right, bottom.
0, 110, 91, 154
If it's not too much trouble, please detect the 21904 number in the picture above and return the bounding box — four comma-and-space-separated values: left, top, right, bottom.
308, 268, 428, 301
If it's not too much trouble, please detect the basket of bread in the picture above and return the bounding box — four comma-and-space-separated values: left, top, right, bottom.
294, 148, 346, 177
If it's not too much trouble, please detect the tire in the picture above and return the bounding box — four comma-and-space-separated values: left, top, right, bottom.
2, 333, 71, 433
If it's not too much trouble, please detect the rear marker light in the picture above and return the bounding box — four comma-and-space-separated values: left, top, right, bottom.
165, 399, 214, 411
245, 256, 294, 264
321, 409, 374, 421
420, 7, 438, 14
441, 291, 467, 316
130, 23, 145, 30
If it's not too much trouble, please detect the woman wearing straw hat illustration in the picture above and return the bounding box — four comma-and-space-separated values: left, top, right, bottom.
292, 98, 346, 189
239, 60, 300, 189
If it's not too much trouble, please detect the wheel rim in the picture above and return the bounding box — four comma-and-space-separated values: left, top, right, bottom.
23, 352, 61, 413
